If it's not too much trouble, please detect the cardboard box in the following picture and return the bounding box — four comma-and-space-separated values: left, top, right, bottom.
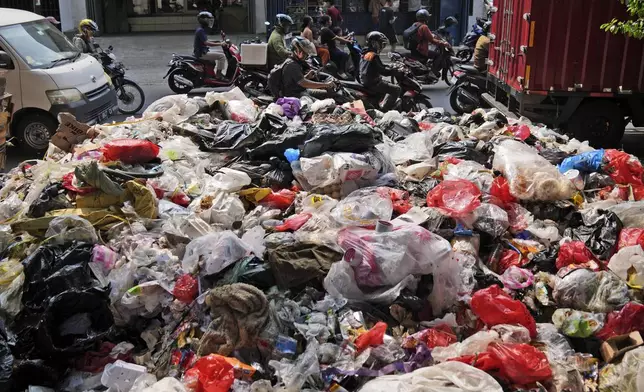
600, 331, 644, 363
50, 113, 94, 152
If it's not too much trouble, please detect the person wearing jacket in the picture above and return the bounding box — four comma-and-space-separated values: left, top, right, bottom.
73, 19, 99, 54
411, 9, 449, 76
268, 14, 294, 69
360, 31, 400, 111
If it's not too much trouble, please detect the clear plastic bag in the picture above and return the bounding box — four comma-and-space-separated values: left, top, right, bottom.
473, 203, 509, 237
227, 99, 259, 123
206, 168, 252, 193
389, 132, 434, 164
599, 346, 644, 392
552, 308, 604, 338
444, 160, 494, 193
492, 139, 575, 200
431, 330, 500, 362
205, 87, 247, 105
608, 245, 644, 287
535, 323, 574, 362
553, 269, 629, 313
331, 187, 393, 227
269, 339, 320, 392
0, 259, 24, 317
190, 191, 246, 229
182, 231, 252, 275
45, 215, 98, 245
143, 94, 200, 124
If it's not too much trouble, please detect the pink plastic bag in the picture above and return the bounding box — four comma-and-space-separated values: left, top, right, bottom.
274, 213, 312, 232
426, 179, 481, 217
102, 139, 160, 164
618, 228, 644, 250
470, 285, 537, 338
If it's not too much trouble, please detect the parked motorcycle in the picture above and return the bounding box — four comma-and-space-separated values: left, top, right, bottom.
164, 31, 242, 94
447, 64, 487, 114
95, 45, 145, 115
454, 20, 486, 63
338, 53, 432, 112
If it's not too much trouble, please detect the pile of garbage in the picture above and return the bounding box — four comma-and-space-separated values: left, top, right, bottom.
2, 87, 644, 391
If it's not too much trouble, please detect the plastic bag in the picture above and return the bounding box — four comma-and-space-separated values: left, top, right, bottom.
183, 354, 235, 392
182, 231, 252, 275
487, 343, 553, 385
0, 259, 24, 317
205, 87, 247, 105
603, 149, 644, 185
357, 361, 503, 392
431, 330, 500, 362
493, 139, 575, 200
433, 141, 490, 165
608, 245, 644, 288
473, 203, 509, 237
598, 346, 644, 392
355, 322, 387, 353
443, 160, 494, 193
338, 224, 452, 288
101, 139, 160, 164
556, 241, 600, 270
470, 285, 537, 338
173, 274, 198, 303
618, 228, 644, 250
206, 168, 252, 193
596, 302, 644, 340
559, 149, 605, 173
426, 180, 481, 217
144, 94, 199, 124
553, 269, 629, 313
269, 339, 320, 391
402, 324, 457, 349
562, 209, 622, 260
300, 123, 382, 158
535, 323, 574, 362
552, 308, 604, 338
226, 99, 258, 123
389, 132, 434, 164
500, 267, 534, 290
276, 97, 301, 119
332, 187, 393, 227
201, 121, 264, 152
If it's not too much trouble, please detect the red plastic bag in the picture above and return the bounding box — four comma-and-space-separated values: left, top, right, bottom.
618, 228, 644, 250
355, 322, 387, 353
421, 324, 457, 349
507, 124, 531, 141
173, 274, 198, 303
183, 354, 235, 392
555, 241, 600, 270
487, 343, 553, 385
384, 188, 412, 214
101, 139, 160, 164
450, 351, 501, 373
493, 249, 524, 275
470, 285, 537, 338
490, 176, 517, 207
604, 149, 644, 185
596, 302, 644, 340
426, 179, 481, 217
62, 172, 96, 195
275, 213, 312, 232
259, 189, 296, 210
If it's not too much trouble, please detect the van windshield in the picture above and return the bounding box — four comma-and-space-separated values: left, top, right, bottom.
0, 20, 79, 69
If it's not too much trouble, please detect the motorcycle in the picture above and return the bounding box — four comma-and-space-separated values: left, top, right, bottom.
447, 64, 487, 114
164, 31, 242, 94
400, 45, 459, 86
454, 22, 485, 63
338, 53, 432, 112
322, 32, 363, 82
95, 44, 145, 115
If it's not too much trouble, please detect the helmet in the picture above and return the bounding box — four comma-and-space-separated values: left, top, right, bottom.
276, 14, 294, 29
416, 9, 431, 22
366, 31, 388, 53
444, 16, 458, 27
78, 19, 98, 34
483, 21, 492, 34
198, 11, 215, 28
290, 36, 316, 59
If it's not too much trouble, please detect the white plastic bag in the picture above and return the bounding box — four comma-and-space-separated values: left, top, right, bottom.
206, 168, 252, 192
390, 132, 434, 164
227, 99, 259, 123
189, 191, 246, 229
205, 87, 247, 105
331, 187, 393, 227
608, 245, 644, 287
143, 94, 199, 124
182, 231, 252, 275
45, 215, 98, 245
431, 330, 500, 362
493, 139, 575, 201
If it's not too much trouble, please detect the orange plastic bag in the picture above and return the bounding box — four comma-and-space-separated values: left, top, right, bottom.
355, 322, 387, 353
403, 324, 457, 349
426, 179, 481, 217
102, 139, 160, 164
470, 285, 537, 338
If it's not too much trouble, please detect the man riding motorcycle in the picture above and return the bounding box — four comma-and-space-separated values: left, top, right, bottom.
268, 14, 294, 69
360, 31, 400, 111
410, 9, 450, 76
273, 37, 336, 99
193, 11, 227, 79
73, 19, 99, 54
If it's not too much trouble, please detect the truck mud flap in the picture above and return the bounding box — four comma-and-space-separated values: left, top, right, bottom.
481, 93, 518, 120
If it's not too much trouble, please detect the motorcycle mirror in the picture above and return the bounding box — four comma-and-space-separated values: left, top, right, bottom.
108, 45, 114, 51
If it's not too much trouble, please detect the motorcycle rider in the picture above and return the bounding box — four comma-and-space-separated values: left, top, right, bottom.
319, 15, 353, 78
276, 37, 336, 99
73, 19, 99, 54
193, 11, 227, 79
268, 14, 294, 69
473, 21, 492, 71
360, 31, 400, 111
410, 9, 450, 76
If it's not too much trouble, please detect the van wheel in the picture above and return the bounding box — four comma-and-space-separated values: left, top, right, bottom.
15, 113, 57, 154
567, 101, 625, 148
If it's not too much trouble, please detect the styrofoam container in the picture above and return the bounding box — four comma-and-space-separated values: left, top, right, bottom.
241, 43, 268, 65
101, 360, 147, 392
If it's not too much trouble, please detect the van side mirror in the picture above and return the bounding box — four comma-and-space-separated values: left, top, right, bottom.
0, 51, 13, 69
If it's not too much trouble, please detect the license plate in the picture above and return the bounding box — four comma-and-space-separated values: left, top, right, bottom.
450, 76, 458, 84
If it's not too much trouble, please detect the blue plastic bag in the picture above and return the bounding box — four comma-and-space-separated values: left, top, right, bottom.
558, 149, 605, 173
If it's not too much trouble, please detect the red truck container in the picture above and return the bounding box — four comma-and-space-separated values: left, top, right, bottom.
484, 0, 644, 146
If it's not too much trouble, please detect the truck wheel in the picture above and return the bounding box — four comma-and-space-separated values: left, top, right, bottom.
568, 101, 625, 148
15, 113, 57, 154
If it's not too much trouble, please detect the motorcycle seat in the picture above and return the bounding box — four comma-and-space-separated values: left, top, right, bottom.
341, 80, 369, 91
459, 64, 485, 74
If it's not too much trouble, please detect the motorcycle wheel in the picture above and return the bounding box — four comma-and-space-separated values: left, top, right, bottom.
117, 79, 145, 115
237, 74, 267, 98
450, 85, 479, 114
168, 70, 194, 94
457, 49, 473, 63
403, 95, 433, 112
443, 65, 456, 86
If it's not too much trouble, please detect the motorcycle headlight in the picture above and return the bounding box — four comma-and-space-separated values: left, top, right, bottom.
46, 88, 84, 105
105, 72, 114, 88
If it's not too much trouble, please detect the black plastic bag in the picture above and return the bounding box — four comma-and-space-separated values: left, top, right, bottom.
300, 123, 382, 158
403, 178, 439, 198
382, 119, 419, 142
524, 201, 575, 223
228, 157, 294, 189
433, 141, 490, 165
539, 148, 570, 166
530, 247, 559, 274
217, 256, 276, 290
27, 183, 71, 218
37, 290, 114, 355
21, 243, 100, 312
10, 359, 61, 391
585, 172, 615, 189
0, 321, 12, 391
563, 210, 622, 260
200, 121, 265, 152
249, 126, 309, 160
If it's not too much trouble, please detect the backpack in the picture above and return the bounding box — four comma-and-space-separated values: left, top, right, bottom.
268, 59, 293, 98
402, 23, 421, 50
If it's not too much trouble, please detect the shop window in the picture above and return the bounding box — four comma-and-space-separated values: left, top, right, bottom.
130, 0, 215, 15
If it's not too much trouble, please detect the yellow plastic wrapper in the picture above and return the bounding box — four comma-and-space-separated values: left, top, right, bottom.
125, 181, 157, 219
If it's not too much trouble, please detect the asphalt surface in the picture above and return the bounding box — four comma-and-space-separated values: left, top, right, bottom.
5, 32, 644, 168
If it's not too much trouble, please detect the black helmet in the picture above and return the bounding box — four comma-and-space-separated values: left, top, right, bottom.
197, 11, 214, 28
416, 9, 431, 22
366, 31, 388, 53
276, 14, 294, 29
444, 16, 458, 27
290, 36, 317, 58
